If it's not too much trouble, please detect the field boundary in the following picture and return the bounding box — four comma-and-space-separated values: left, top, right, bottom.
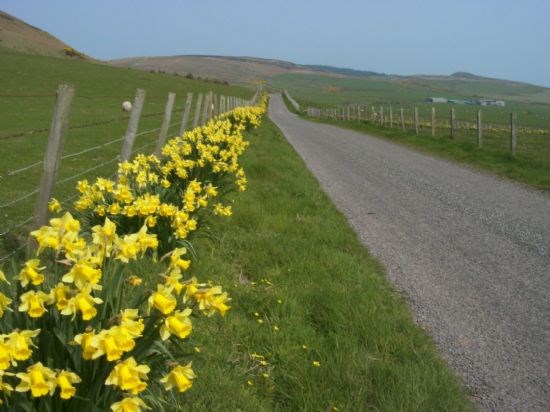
0, 84, 260, 262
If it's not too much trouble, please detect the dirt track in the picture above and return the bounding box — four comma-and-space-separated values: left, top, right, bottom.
269, 93, 550, 411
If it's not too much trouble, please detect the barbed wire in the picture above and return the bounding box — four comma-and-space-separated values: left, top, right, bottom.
0, 216, 34, 238
0, 110, 166, 141
54, 157, 120, 188
3, 124, 169, 178
0, 118, 180, 212
0, 243, 26, 263
0, 189, 38, 210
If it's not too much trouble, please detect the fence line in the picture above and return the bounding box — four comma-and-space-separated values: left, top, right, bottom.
1, 84, 253, 262
306, 103, 550, 158
0, 217, 34, 238
283, 90, 300, 111
0, 243, 26, 263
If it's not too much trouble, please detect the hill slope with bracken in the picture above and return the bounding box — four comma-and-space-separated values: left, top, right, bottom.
0, 9, 92, 60
109, 55, 322, 85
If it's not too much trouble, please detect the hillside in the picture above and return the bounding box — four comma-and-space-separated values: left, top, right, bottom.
109, 54, 550, 105
0, 9, 91, 59
109, 55, 321, 85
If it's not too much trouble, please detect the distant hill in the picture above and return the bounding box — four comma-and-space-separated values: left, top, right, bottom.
304, 64, 386, 78
109, 54, 547, 97
109, 55, 322, 85
0, 10, 92, 60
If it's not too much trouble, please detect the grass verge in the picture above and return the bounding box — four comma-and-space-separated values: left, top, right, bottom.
302, 116, 550, 191
180, 117, 475, 411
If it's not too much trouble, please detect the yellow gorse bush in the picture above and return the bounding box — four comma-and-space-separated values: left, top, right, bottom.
0, 95, 267, 410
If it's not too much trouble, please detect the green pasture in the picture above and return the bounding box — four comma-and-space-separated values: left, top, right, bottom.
271, 73, 550, 128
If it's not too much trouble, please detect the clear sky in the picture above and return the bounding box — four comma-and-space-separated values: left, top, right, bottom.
1, 0, 549, 87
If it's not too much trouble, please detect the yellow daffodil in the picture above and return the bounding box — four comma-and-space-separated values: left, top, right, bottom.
169, 248, 191, 271
62, 259, 102, 289
193, 286, 231, 317
105, 357, 150, 394
15, 362, 56, 398
18, 290, 52, 318
213, 203, 232, 216
56, 370, 81, 399
164, 270, 184, 294
48, 198, 62, 213
73, 330, 98, 360
148, 285, 177, 315
17, 259, 46, 287
160, 362, 196, 393
110, 396, 150, 412
30, 226, 60, 253
50, 212, 80, 234
127, 275, 142, 287
73, 290, 103, 321
91, 218, 118, 253
115, 233, 140, 263
91, 330, 124, 362
136, 225, 158, 251
0, 370, 14, 396
0, 340, 11, 370
160, 309, 192, 341
120, 309, 144, 338
8, 329, 40, 362
0, 293, 12, 318
51, 283, 71, 312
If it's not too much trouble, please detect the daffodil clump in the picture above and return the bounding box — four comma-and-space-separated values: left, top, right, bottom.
74, 100, 266, 254
0, 96, 267, 410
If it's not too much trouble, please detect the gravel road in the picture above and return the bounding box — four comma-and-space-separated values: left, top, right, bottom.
268, 94, 550, 411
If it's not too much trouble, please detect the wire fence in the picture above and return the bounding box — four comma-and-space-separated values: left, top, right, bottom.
305, 103, 550, 163
0, 85, 255, 263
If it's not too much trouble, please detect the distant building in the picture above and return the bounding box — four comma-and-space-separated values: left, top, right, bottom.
448, 99, 471, 105
427, 97, 448, 103
477, 99, 505, 107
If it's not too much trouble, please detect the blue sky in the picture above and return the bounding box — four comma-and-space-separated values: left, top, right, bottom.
1, 0, 549, 87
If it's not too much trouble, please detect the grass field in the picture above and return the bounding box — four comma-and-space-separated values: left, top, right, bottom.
271, 72, 550, 128
0, 46, 253, 256
176, 118, 475, 411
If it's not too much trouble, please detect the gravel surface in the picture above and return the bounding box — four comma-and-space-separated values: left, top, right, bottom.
268, 94, 550, 411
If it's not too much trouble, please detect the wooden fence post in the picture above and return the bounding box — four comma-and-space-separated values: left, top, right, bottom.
32, 83, 75, 233
179, 92, 193, 135
380, 106, 384, 126
389, 106, 393, 129
120, 88, 146, 162
371, 106, 375, 123
477, 109, 482, 148
205, 92, 213, 121
211, 93, 218, 117
510, 112, 517, 156
154, 92, 176, 156
414, 106, 419, 134
451, 108, 456, 140
192, 93, 203, 128
220, 95, 226, 114
431, 107, 436, 137
400, 108, 405, 131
